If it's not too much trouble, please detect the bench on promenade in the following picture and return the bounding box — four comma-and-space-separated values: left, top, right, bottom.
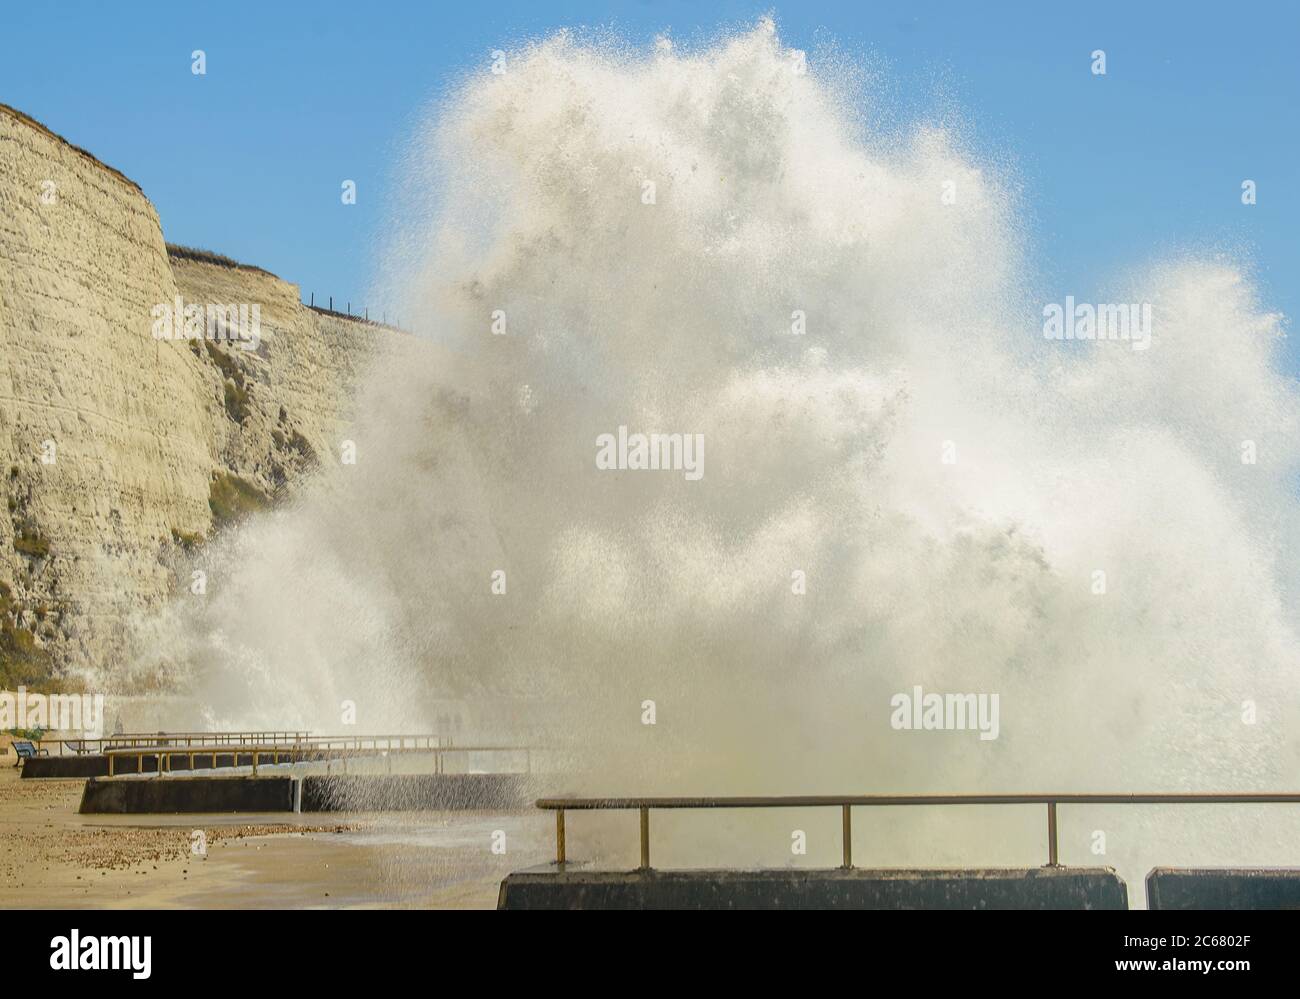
11, 740, 49, 768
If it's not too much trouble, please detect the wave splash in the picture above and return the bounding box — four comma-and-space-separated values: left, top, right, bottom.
130, 20, 1300, 877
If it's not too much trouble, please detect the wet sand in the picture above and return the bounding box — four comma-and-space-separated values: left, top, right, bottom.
0, 767, 553, 908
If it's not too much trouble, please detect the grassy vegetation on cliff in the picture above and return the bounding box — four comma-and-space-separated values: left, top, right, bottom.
166, 243, 278, 277
169, 527, 206, 551
8, 469, 50, 559
0, 581, 54, 689
208, 472, 270, 529
205, 342, 251, 423
12, 526, 50, 559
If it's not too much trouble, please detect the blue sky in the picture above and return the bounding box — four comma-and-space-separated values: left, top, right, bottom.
3, 1, 1296, 368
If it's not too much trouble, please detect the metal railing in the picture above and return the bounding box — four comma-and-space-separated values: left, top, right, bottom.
38, 731, 459, 757
38, 732, 311, 755
104, 740, 534, 778
536, 793, 1300, 870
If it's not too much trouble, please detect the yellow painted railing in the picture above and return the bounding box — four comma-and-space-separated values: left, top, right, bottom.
103, 739, 534, 778
38, 731, 311, 755
535, 793, 1300, 870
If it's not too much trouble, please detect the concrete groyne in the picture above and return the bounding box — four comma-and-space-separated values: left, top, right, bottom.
80, 775, 297, 814
1146, 868, 1300, 909
497, 867, 1130, 910
78, 772, 530, 814
299, 773, 529, 811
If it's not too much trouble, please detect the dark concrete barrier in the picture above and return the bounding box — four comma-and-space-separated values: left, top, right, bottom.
21, 755, 112, 778
1146, 868, 1300, 909
22, 753, 199, 777
24, 754, 244, 778
78, 772, 531, 814
498, 866, 1128, 910
79, 776, 296, 814
301, 773, 529, 812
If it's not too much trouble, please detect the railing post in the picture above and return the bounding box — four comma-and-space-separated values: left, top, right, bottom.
556, 809, 566, 865
108, 753, 114, 777
639, 806, 651, 870
842, 804, 853, 868
1047, 801, 1059, 866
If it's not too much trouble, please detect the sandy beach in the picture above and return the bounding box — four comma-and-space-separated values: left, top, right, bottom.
0, 767, 553, 908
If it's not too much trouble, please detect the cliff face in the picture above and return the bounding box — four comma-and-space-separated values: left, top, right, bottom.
167, 252, 395, 504
0, 104, 398, 684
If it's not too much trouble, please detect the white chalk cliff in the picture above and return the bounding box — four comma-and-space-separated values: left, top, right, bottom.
0, 104, 398, 683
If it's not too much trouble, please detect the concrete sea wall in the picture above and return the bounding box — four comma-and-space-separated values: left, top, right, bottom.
497, 866, 1130, 910
78, 773, 530, 813
299, 773, 530, 811
80, 775, 297, 814
1146, 867, 1300, 909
